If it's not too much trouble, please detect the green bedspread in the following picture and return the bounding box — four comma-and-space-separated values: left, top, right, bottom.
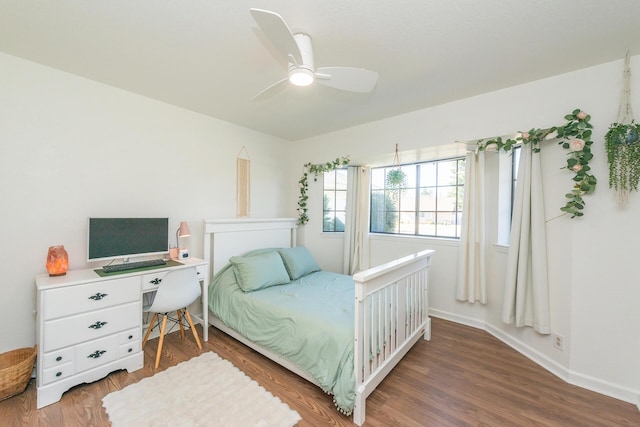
208, 261, 356, 414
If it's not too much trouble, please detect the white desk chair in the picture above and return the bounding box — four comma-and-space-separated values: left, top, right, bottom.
141, 267, 203, 368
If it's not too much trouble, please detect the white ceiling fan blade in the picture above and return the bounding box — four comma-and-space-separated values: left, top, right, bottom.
252, 77, 288, 101
250, 8, 302, 65
315, 67, 379, 93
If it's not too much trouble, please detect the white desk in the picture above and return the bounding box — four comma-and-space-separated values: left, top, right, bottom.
34, 257, 209, 408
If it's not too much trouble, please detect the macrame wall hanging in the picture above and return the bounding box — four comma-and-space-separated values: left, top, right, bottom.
605, 50, 640, 204
386, 144, 406, 186
236, 146, 250, 217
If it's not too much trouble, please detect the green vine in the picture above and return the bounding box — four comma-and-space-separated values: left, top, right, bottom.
297, 156, 350, 225
478, 108, 597, 218
605, 122, 640, 196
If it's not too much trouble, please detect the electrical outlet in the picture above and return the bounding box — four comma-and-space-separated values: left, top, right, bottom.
553, 333, 564, 351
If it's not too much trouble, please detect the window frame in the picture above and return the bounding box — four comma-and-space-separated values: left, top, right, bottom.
369, 156, 466, 239
321, 168, 348, 232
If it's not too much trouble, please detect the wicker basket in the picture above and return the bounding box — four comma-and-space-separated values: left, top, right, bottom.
0, 346, 37, 401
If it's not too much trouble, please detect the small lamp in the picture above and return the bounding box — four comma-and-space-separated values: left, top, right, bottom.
46, 245, 69, 276
170, 221, 191, 259
177, 221, 191, 243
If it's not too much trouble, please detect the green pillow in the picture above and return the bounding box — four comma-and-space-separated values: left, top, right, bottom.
278, 246, 321, 280
229, 251, 290, 292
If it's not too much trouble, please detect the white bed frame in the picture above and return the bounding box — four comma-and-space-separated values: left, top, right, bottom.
203, 218, 434, 426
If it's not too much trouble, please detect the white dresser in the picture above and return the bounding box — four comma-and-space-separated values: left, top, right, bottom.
35, 258, 208, 408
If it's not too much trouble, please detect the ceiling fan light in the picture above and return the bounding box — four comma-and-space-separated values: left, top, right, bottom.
289, 68, 314, 86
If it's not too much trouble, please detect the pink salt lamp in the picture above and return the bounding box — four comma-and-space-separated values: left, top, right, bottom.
46, 245, 69, 276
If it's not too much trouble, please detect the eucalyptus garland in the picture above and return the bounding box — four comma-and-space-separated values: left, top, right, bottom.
297, 156, 350, 225
605, 122, 640, 200
478, 109, 597, 218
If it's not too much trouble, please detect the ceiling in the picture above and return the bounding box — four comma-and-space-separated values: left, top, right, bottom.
1, 1, 640, 141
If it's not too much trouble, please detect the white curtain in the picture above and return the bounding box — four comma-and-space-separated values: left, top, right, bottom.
502, 143, 550, 334
343, 166, 371, 275
456, 149, 487, 304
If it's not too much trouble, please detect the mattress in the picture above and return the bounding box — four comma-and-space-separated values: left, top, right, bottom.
208, 261, 356, 414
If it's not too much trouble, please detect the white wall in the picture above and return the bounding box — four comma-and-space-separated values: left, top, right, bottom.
3, 47, 637, 408
0, 52, 293, 353
290, 56, 640, 406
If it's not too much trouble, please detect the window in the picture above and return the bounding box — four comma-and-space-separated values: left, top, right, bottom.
370, 157, 466, 238
497, 145, 521, 245
511, 145, 521, 216
322, 168, 347, 232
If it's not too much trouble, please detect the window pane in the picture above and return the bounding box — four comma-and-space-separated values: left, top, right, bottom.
399, 212, 415, 234
399, 190, 416, 211
335, 190, 347, 211
324, 172, 335, 190
323, 191, 335, 210
419, 163, 437, 186
437, 160, 457, 185
336, 169, 348, 190
371, 191, 397, 233
419, 187, 436, 210
399, 165, 415, 189
437, 186, 458, 211
418, 212, 436, 235
323, 211, 336, 231
335, 211, 346, 232
371, 168, 385, 189
437, 212, 457, 237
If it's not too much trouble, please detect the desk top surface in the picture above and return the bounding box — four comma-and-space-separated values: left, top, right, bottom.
36, 257, 208, 289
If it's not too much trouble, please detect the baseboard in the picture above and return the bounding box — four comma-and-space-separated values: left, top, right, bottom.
429, 308, 486, 330
430, 309, 640, 410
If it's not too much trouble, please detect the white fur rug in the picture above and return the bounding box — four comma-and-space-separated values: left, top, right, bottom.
102, 352, 301, 427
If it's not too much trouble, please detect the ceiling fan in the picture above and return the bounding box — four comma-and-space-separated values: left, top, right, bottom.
249, 8, 379, 99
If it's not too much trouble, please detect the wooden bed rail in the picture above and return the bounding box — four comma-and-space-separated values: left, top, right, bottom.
352, 249, 434, 426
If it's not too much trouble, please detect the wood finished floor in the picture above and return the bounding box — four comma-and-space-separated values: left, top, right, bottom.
1, 318, 639, 426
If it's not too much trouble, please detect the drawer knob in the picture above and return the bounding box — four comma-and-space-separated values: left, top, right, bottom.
149, 278, 162, 285
87, 350, 106, 359
128, 335, 133, 340
88, 321, 108, 330
127, 348, 133, 353
56, 356, 62, 362
56, 371, 62, 377
88, 292, 108, 301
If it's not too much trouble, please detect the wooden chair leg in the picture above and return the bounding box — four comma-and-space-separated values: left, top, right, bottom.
177, 309, 185, 338
142, 313, 158, 348
184, 309, 202, 350
155, 314, 168, 369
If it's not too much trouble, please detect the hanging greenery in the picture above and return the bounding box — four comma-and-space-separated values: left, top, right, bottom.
605, 51, 639, 204
297, 156, 350, 225
386, 168, 407, 187
605, 122, 640, 200
385, 143, 407, 203
477, 108, 597, 218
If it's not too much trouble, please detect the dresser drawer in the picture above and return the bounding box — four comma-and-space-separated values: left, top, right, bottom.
43, 276, 140, 320
43, 302, 141, 352
141, 265, 206, 293
42, 347, 74, 370
119, 327, 140, 344
42, 361, 75, 385
75, 335, 119, 373
119, 341, 140, 358
141, 271, 170, 292
195, 264, 206, 278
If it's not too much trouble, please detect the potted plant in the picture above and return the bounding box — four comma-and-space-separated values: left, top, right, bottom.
386, 168, 406, 187
605, 122, 640, 202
